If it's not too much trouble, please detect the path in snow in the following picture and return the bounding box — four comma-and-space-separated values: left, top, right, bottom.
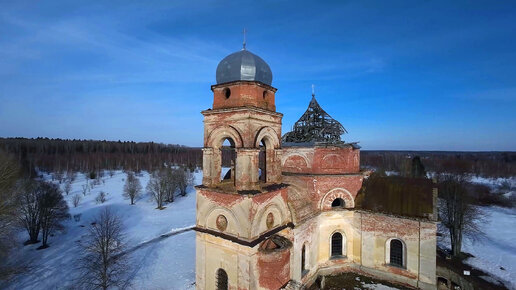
119, 225, 195, 257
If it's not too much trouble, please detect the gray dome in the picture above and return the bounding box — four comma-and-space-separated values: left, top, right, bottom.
216, 49, 273, 86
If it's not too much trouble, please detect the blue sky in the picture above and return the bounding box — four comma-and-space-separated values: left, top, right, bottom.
0, 1, 515, 151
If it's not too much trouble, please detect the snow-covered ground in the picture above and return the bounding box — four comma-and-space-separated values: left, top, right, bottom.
4, 170, 200, 290
463, 206, 516, 288
4, 170, 515, 289
438, 205, 516, 289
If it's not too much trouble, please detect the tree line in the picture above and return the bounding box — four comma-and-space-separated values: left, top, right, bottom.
2, 138, 513, 178
0, 137, 202, 177
361, 150, 516, 177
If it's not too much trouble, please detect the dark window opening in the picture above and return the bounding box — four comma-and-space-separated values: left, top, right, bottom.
331, 232, 343, 257
437, 277, 449, 288
216, 268, 228, 290
301, 245, 306, 275
390, 239, 403, 267
263, 90, 268, 99
331, 198, 345, 208
223, 88, 231, 99
258, 139, 266, 182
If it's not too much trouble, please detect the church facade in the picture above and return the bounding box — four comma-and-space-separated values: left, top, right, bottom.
195, 47, 437, 290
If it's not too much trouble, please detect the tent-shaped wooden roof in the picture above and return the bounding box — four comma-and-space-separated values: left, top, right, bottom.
282, 96, 347, 143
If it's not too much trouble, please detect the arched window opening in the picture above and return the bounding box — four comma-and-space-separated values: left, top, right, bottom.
437, 277, 449, 289
390, 239, 404, 268
220, 138, 236, 186
223, 88, 231, 99
216, 268, 228, 290
331, 198, 345, 208
331, 232, 343, 257
258, 139, 266, 182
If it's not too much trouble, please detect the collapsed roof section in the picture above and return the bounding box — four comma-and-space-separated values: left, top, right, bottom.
282, 96, 347, 144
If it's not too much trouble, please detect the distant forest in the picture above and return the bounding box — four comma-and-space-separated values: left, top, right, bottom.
0, 138, 202, 177
1, 138, 514, 177
361, 150, 515, 177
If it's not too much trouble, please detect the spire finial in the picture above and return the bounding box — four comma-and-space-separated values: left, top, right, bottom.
312, 84, 315, 97
242, 28, 247, 50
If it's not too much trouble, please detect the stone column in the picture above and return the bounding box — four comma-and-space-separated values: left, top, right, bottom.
269, 149, 283, 184
235, 148, 260, 191
202, 148, 214, 186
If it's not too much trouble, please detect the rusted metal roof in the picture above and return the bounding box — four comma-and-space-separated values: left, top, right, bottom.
355, 176, 436, 219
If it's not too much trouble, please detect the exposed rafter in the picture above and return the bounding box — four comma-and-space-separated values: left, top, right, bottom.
282, 96, 347, 143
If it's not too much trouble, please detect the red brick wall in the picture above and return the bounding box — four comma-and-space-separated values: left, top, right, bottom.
282, 146, 360, 175
257, 248, 291, 289
212, 82, 276, 111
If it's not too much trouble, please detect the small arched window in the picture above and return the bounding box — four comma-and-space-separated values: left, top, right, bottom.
331, 198, 345, 208
331, 232, 343, 257
390, 239, 404, 267
223, 88, 231, 99
216, 268, 228, 290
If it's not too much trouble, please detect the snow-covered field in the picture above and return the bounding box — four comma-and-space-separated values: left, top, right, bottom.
438, 205, 516, 289
4, 170, 199, 290
4, 170, 516, 289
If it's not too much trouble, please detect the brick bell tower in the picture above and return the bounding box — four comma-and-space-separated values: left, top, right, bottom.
195, 44, 293, 289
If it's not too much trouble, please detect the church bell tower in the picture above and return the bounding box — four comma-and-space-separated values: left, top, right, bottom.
195, 45, 293, 289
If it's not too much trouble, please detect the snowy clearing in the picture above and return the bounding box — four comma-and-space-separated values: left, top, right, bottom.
4, 170, 199, 290
4, 170, 515, 289
438, 205, 516, 289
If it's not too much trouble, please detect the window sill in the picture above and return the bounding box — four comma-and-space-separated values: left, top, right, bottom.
301, 269, 309, 277
387, 263, 406, 270
329, 255, 347, 260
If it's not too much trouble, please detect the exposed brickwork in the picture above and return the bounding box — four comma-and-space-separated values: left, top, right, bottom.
360, 212, 420, 239
257, 246, 291, 289
282, 146, 360, 175
198, 188, 245, 208
201, 106, 283, 190
212, 81, 277, 111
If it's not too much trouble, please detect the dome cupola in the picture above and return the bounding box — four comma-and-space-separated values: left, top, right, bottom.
216, 49, 273, 86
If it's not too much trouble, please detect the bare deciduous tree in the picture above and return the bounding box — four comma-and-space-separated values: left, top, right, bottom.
95, 191, 107, 204
72, 194, 82, 208
147, 170, 168, 209
77, 208, 128, 290
17, 180, 42, 244
81, 183, 88, 196
38, 182, 69, 249
174, 167, 194, 196
438, 174, 486, 256
123, 172, 142, 205
163, 168, 177, 203
64, 180, 72, 195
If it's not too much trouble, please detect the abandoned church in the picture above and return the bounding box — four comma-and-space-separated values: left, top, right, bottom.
194, 45, 438, 290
